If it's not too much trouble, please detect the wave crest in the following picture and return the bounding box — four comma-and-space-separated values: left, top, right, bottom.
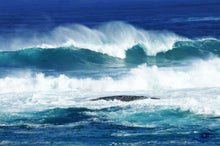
0, 22, 188, 58
0, 39, 220, 69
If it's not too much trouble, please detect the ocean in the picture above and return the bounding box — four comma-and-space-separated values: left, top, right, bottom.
0, 0, 220, 145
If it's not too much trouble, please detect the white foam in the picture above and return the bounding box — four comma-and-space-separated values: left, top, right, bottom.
0, 22, 188, 58
1, 57, 220, 93
84, 87, 220, 127
1, 58, 220, 115
1, 87, 220, 116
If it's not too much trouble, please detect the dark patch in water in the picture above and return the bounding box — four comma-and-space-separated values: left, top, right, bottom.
91, 95, 160, 102
193, 128, 217, 143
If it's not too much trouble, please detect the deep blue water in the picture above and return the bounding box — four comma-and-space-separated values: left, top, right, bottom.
0, 0, 220, 145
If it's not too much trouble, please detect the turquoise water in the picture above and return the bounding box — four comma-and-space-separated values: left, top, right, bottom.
0, 0, 220, 145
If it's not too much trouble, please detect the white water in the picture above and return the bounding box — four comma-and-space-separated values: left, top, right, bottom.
1, 86, 220, 117
1, 57, 220, 93
0, 57, 220, 116
0, 22, 188, 58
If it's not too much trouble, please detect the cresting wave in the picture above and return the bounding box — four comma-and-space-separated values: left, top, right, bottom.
0, 39, 219, 69
1, 57, 220, 94
0, 22, 188, 58
0, 48, 124, 69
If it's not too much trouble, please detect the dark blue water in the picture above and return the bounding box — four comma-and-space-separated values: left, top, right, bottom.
0, 0, 219, 37
0, 0, 220, 145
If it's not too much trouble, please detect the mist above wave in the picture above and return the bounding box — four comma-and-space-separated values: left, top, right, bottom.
0, 21, 188, 58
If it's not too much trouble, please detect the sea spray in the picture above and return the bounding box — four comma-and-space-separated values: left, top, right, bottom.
0, 22, 188, 58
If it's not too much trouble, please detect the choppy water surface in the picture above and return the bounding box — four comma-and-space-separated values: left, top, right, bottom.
0, 0, 220, 145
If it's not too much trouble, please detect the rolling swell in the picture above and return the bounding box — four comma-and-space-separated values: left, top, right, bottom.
0, 48, 124, 70
0, 39, 219, 69
1, 107, 218, 145
126, 39, 220, 65
166, 39, 220, 59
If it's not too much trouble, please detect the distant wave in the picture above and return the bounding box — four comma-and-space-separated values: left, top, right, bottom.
170, 17, 220, 23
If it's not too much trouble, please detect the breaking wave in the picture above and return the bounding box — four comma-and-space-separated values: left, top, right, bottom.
0, 21, 188, 58
0, 38, 219, 69
1, 57, 220, 94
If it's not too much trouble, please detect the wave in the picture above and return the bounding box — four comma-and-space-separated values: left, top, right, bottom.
0, 22, 219, 69
2, 106, 219, 128
126, 38, 220, 65
0, 48, 124, 70
1, 57, 220, 116
159, 39, 220, 60
170, 17, 220, 23
0, 38, 219, 69
0, 21, 188, 58
1, 57, 220, 94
